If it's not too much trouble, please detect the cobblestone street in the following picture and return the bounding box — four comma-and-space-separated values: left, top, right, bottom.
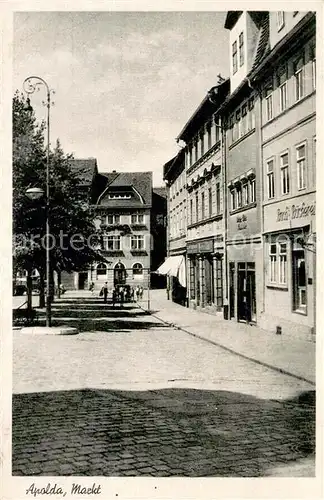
12, 294, 316, 477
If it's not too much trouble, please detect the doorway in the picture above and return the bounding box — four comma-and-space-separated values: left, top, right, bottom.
237, 262, 256, 323
229, 262, 235, 319
114, 262, 126, 286
78, 272, 88, 290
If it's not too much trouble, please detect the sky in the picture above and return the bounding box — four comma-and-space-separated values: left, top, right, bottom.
13, 11, 229, 186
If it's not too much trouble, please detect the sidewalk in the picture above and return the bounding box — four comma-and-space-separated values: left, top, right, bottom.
147, 289, 316, 385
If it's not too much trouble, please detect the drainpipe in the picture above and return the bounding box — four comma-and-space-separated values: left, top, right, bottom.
221, 117, 229, 319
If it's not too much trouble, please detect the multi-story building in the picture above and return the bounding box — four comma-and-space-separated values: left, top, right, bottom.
176, 78, 229, 312
249, 11, 316, 339
222, 11, 268, 323
162, 149, 187, 304
151, 187, 168, 289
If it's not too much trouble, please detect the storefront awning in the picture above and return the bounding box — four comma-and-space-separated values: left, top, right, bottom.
154, 255, 186, 288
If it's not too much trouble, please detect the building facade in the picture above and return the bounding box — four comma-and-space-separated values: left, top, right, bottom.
163, 149, 187, 304
223, 12, 268, 323
177, 79, 229, 313
250, 11, 316, 338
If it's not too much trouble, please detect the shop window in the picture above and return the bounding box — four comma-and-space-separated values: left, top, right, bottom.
267, 158, 275, 199
280, 152, 290, 195
277, 11, 285, 31
239, 31, 244, 67
294, 56, 304, 102
132, 262, 143, 276
232, 40, 238, 74
293, 249, 307, 313
296, 143, 306, 190
269, 244, 277, 283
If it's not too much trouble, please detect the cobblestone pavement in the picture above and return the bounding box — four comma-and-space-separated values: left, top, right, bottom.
12, 296, 315, 477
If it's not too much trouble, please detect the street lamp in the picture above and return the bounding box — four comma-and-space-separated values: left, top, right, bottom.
24, 76, 52, 327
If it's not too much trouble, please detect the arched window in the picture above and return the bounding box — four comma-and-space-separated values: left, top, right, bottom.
132, 262, 143, 276
96, 263, 107, 276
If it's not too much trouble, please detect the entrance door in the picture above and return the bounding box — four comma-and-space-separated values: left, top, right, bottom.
237, 262, 256, 323
293, 250, 307, 313
78, 272, 88, 290
114, 262, 126, 286
229, 262, 235, 319
204, 257, 213, 305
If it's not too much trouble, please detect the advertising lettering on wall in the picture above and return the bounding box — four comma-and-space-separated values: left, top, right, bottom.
277, 202, 316, 222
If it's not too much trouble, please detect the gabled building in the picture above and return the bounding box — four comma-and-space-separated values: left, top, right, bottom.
249, 11, 316, 339
176, 78, 230, 312
222, 11, 269, 323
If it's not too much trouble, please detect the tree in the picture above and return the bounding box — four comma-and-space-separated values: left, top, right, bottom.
13, 92, 104, 309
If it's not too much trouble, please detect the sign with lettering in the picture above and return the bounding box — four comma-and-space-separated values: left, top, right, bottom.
187, 238, 214, 254
277, 202, 316, 222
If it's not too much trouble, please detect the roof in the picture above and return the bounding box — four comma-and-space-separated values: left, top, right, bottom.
224, 11, 243, 30
69, 158, 98, 187
96, 171, 153, 208
251, 12, 270, 71
176, 79, 230, 143
153, 187, 167, 199
163, 148, 185, 182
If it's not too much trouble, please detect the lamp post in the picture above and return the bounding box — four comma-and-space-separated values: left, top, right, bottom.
24, 76, 52, 327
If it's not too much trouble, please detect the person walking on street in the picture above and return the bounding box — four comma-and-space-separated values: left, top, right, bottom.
102, 282, 108, 303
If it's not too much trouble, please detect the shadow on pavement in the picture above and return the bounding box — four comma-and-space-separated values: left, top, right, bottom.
12, 387, 315, 477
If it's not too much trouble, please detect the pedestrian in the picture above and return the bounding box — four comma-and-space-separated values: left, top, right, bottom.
135, 285, 140, 301
139, 286, 144, 299
101, 282, 108, 303
89, 282, 95, 293
112, 286, 117, 307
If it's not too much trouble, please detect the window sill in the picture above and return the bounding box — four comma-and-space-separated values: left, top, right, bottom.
130, 250, 147, 256
228, 128, 255, 150
292, 309, 307, 316
266, 283, 288, 290
229, 202, 256, 216
262, 90, 316, 128
188, 213, 223, 229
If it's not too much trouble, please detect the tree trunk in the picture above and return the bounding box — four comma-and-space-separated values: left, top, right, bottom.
49, 268, 55, 303
57, 270, 61, 299
26, 270, 33, 313
39, 271, 45, 308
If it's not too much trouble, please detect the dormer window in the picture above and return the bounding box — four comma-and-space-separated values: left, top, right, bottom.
232, 40, 238, 74
108, 193, 131, 199
277, 12, 285, 31
239, 32, 244, 67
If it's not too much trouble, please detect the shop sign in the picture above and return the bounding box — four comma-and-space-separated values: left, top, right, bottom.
277, 202, 316, 222
187, 239, 214, 254
237, 214, 247, 230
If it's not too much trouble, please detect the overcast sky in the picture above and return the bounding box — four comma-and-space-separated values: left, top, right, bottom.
13, 11, 229, 186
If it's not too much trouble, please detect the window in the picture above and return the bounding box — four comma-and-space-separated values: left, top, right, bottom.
108, 193, 131, 199
189, 145, 192, 166
293, 249, 307, 312
232, 116, 239, 142
296, 143, 306, 190
190, 198, 193, 225
105, 235, 121, 251
269, 241, 287, 286
232, 40, 238, 74
131, 213, 144, 224
310, 45, 316, 90
194, 140, 198, 162
243, 182, 249, 205
279, 243, 287, 285
131, 235, 144, 250
249, 179, 256, 203
231, 189, 236, 211
107, 214, 120, 225
207, 123, 212, 150
215, 117, 220, 143
195, 192, 199, 222
239, 32, 244, 67
280, 152, 289, 194
241, 104, 248, 136
294, 57, 304, 101
201, 191, 205, 219
97, 263, 107, 276
269, 244, 277, 283
265, 84, 273, 121
248, 98, 255, 131
277, 68, 287, 112
132, 262, 143, 276
237, 184, 242, 208
216, 183, 221, 214
277, 12, 285, 31
267, 159, 275, 199
208, 187, 213, 217
200, 133, 204, 157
